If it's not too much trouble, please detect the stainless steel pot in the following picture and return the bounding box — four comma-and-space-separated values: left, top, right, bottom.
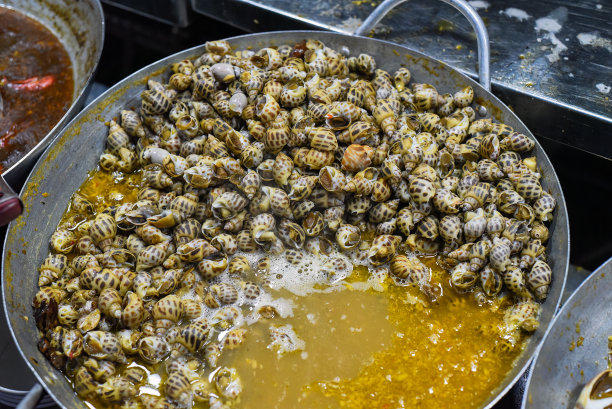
522, 260, 611, 409
0, 0, 105, 225
1, 0, 570, 407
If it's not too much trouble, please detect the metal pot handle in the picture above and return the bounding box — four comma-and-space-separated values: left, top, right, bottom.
355, 0, 491, 92
16, 383, 44, 409
0, 175, 23, 226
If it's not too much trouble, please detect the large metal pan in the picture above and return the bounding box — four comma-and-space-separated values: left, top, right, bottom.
2, 0, 569, 407
522, 259, 611, 408
0, 0, 104, 225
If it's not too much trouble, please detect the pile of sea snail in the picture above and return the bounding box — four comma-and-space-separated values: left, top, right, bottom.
33, 39, 556, 409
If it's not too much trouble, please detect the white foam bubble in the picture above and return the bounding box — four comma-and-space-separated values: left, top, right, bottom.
596, 83, 611, 94
178, 245, 416, 328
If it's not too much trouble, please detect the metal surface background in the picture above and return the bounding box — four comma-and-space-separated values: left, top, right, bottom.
101, 0, 192, 27
523, 259, 612, 408
0, 0, 105, 186
191, 0, 612, 159
2, 31, 569, 409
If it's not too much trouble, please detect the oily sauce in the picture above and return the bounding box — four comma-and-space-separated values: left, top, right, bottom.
0, 6, 73, 172
64, 169, 526, 409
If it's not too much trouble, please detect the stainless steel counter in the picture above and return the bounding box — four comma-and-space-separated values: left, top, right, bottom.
192, 0, 612, 158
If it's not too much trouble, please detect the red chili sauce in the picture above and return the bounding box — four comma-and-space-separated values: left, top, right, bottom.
0, 6, 73, 173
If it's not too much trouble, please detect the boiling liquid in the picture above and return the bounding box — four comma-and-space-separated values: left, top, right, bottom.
66, 170, 526, 409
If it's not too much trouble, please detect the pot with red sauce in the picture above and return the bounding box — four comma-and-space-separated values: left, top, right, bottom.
0, 6, 74, 174
0, 0, 103, 226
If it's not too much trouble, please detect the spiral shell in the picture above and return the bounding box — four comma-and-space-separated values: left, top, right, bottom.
98, 376, 137, 403
453, 86, 474, 107
241, 281, 261, 300
527, 259, 552, 301
74, 367, 99, 399
141, 85, 173, 115
50, 229, 76, 254
302, 211, 325, 237
212, 191, 249, 221
38, 254, 68, 287
461, 182, 490, 212
172, 218, 201, 245
287, 176, 318, 202
138, 335, 170, 364
57, 303, 79, 327
463, 208, 487, 243
490, 240, 512, 273
224, 328, 248, 349
135, 241, 169, 271
197, 256, 229, 280
505, 299, 540, 332
304, 148, 335, 170
450, 262, 477, 290
515, 173, 542, 201
251, 213, 276, 245
177, 321, 212, 353
176, 239, 218, 263
396, 208, 415, 236
390, 254, 429, 284
277, 218, 306, 248
256, 94, 280, 123
432, 189, 462, 214
416, 215, 439, 241
520, 239, 543, 270
280, 79, 307, 108
335, 223, 361, 250
533, 192, 556, 222
83, 331, 127, 363
98, 288, 122, 319
214, 367, 243, 400
468, 239, 490, 272
152, 295, 184, 332
341, 144, 374, 172
228, 255, 251, 276
500, 132, 535, 152
368, 235, 402, 265
480, 265, 502, 297
210, 282, 239, 305
62, 329, 83, 359
261, 186, 293, 219
409, 177, 436, 205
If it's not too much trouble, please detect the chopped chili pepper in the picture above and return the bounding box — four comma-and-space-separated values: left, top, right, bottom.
2, 75, 55, 91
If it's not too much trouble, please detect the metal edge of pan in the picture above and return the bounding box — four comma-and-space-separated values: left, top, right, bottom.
521, 258, 611, 408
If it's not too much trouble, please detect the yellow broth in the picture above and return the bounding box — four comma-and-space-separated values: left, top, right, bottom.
221, 265, 524, 409
61, 170, 526, 409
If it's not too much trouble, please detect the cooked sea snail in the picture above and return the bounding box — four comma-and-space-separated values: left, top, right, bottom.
32, 38, 556, 409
